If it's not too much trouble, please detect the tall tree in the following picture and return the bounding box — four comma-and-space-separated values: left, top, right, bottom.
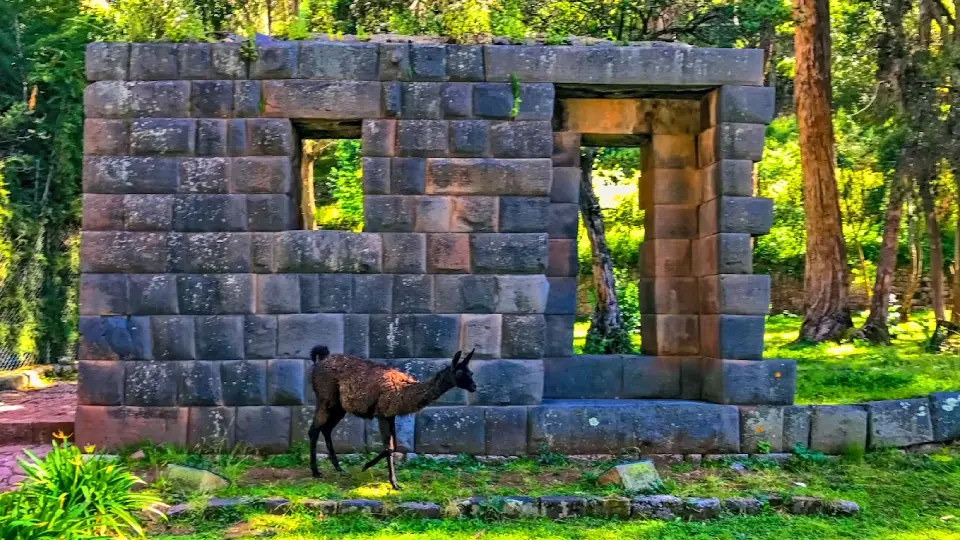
793, 0, 852, 341
917, 168, 947, 321
580, 149, 632, 354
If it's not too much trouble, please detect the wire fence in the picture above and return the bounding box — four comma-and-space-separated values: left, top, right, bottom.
0, 228, 46, 372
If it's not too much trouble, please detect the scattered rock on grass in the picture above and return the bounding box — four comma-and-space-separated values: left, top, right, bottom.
339, 499, 384, 515
631, 495, 682, 520
722, 497, 762, 515
395, 502, 442, 519
162, 464, 229, 491
586, 496, 631, 519
301, 499, 338, 515
263, 498, 291, 515
597, 460, 661, 491
501, 496, 538, 518
682, 498, 721, 521
539, 496, 586, 519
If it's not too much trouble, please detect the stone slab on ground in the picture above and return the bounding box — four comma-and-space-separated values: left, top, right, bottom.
597, 460, 661, 491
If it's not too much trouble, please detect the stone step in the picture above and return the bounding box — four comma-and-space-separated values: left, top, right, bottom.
0, 421, 75, 445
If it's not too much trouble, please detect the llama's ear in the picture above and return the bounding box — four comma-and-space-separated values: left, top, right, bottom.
451, 350, 462, 368
461, 349, 475, 367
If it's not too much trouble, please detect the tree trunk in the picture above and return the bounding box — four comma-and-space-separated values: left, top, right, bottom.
855, 172, 907, 343
580, 149, 632, 354
900, 194, 922, 322
917, 168, 946, 321
952, 167, 960, 323
300, 141, 319, 230
793, 0, 853, 342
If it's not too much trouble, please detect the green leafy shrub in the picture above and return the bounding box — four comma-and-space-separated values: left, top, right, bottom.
106, 0, 208, 42
13, 439, 164, 538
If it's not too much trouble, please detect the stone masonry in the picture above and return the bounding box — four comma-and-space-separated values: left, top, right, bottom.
80, 40, 796, 455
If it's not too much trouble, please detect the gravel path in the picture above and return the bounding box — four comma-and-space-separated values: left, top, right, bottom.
0, 444, 50, 492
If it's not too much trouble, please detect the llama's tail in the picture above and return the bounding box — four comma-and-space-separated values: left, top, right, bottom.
311, 345, 330, 363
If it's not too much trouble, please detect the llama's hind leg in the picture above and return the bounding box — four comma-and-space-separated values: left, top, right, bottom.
319, 406, 347, 474
308, 408, 329, 478
362, 417, 400, 490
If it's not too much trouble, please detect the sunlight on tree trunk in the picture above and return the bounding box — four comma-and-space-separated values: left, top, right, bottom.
300, 140, 320, 230
580, 149, 632, 354
793, 0, 852, 342
900, 195, 922, 323
855, 172, 907, 343
917, 168, 946, 321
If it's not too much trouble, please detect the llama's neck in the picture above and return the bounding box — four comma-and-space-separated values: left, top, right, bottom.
397, 368, 455, 415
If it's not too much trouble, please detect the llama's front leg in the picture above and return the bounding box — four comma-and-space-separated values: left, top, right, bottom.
362, 417, 400, 489
384, 417, 400, 490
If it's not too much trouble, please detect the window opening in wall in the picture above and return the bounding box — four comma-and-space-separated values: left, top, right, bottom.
300, 139, 362, 231
576, 146, 643, 355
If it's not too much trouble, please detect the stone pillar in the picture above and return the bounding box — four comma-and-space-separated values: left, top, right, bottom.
638, 132, 701, 393
695, 85, 796, 405
546, 132, 581, 358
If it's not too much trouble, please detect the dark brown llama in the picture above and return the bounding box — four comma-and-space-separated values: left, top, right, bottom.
308, 345, 476, 490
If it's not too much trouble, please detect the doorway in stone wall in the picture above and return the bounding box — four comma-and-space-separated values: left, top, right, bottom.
299, 138, 364, 231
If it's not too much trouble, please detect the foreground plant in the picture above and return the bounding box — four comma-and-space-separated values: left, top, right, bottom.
12, 435, 165, 538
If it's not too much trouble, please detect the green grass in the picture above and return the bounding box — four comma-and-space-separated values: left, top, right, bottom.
144, 448, 960, 539
574, 310, 960, 404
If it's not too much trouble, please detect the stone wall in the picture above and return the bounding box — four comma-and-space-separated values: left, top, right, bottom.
79, 40, 798, 453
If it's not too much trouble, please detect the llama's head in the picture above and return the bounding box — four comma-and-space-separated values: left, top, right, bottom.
451, 349, 477, 392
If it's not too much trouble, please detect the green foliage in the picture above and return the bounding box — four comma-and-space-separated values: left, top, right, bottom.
107, 0, 208, 42
313, 140, 364, 231
491, 0, 528, 38
0, 439, 162, 539
509, 74, 521, 118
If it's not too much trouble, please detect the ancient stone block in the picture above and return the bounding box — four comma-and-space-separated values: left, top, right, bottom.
149, 315, 194, 360
698, 123, 766, 166
547, 239, 577, 278
391, 157, 427, 193
86, 42, 129, 81
172, 195, 247, 232
196, 120, 227, 156
642, 168, 698, 206
866, 399, 934, 449
644, 205, 697, 240
84, 156, 179, 194
176, 43, 213, 79
450, 120, 488, 156
344, 314, 369, 357
447, 45, 484, 81
783, 405, 811, 450
130, 43, 178, 80
299, 42, 378, 80
364, 195, 416, 232
459, 313, 501, 358
703, 86, 775, 126
397, 82, 443, 119
254, 274, 299, 314
127, 274, 177, 315
701, 358, 796, 406
211, 43, 246, 79
130, 81, 191, 118
434, 275, 498, 314
178, 361, 223, 406
470, 359, 544, 405
680, 356, 703, 400
369, 315, 416, 358
681, 498, 721, 521
640, 314, 699, 356
622, 356, 682, 399
247, 194, 295, 231
378, 43, 410, 81
300, 274, 352, 313
362, 157, 391, 195
930, 392, 960, 442
236, 406, 292, 453
413, 314, 460, 357
179, 158, 228, 194
411, 45, 446, 80
427, 158, 552, 196
339, 500, 384, 515
450, 196, 497, 232
80, 231, 170, 274
495, 275, 549, 314
176, 274, 254, 314
471, 233, 548, 274
341, 233, 383, 274
442, 83, 472, 118
693, 233, 752, 276
82, 194, 124, 231
228, 119, 248, 155
501, 314, 545, 359
352, 274, 393, 314
80, 274, 128, 316
125, 361, 178, 406
473, 83, 555, 120
527, 401, 633, 454
250, 42, 299, 79
540, 496, 586, 519
130, 119, 196, 156
261, 80, 382, 118
397, 120, 448, 156
639, 239, 692, 278
586, 497, 632, 519
543, 355, 622, 399
427, 233, 471, 273
638, 277, 699, 315
191, 81, 233, 118
278, 314, 345, 357
650, 135, 697, 169
699, 159, 754, 202
267, 359, 306, 406
699, 196, 773, 237
383, 82, 402, 117
739, 405, 784, 453
415, 406, 485, 454
78, 361, 124, 405
246, 119, 295, 156
84, 119, 128, 155
75, 406, 187, 450
393, 274, 433, 313
179, 234, 251, 273
546, 277, 577, 315
414, 196, 450, 232
194, 315, 245, 360
699, 274, 770, 315
188, 407, 235, 448
244, 315, 277, 359
123, 195, 173, 231
490, 121, 553, 158
275, 231, 342, 273
545, 314, 575, 357
499, 197, 549, 233
551, 167, 580, 203
382, 233, 426, 273
810, 405, 868, 454
362, 119, 396, 157
700, 314, 765, 360
220, 360, 267, 406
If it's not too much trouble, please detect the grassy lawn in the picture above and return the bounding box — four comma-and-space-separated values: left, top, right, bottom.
141, 446, 960, 539
574, 310, 960, 404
